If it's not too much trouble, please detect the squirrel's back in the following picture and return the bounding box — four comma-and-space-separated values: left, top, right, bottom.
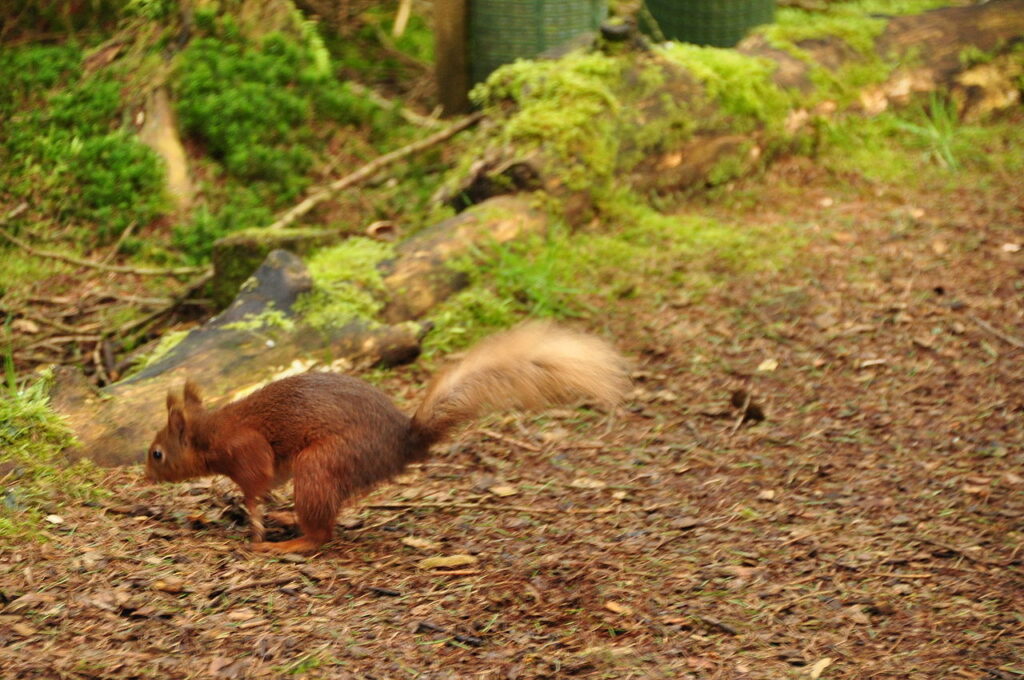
224, 373, 412, 461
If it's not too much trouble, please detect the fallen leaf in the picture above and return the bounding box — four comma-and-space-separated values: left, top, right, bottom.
757, 489, 776, 501
226, 608, 257, 621
814, 312, 838, 330
487, 484, 519, 498
5, 593, 54, 614
912, 336, 935, 350
579, 645, 634, 656
401, 536, 440, 551
569, 478, 607, 490
152, 577, 186, 594
1001, 242, 1021, 253
756, 358, 779, 372
11, 319, 40, 334
846, 606, 870, 624
418, 555, 478, 570
808, 657, 833, 679
9, 621, 35, 636
44, 515, 64, 525
604, 601, 634, 616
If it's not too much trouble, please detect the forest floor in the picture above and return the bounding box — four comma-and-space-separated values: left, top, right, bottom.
1, 133, 1023, 679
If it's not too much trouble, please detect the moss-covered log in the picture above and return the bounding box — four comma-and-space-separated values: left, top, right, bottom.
443, 1, 1024, 205
381, 195, 548, 322
52, 196, 547, 466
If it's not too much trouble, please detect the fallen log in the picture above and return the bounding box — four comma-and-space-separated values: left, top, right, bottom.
53, 196, 547, 466
442, 1, 1024, 207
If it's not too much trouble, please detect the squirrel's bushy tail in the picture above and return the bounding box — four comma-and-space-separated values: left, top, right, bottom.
409, 322, 629, 450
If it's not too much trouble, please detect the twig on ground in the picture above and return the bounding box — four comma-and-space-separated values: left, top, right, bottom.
92, 342, 110, 385
729, 390, 752, 436
2, 202, 29, 222
969, 314, 1024, 349
266, 112, 484, 231
474, 428, 542, 452
210, 576, 299, 599
117, 269, 214, 339
347, 81, 441, 128
22, 334, 102, 350
0, 222, 204, 277
101, 220, 137, 264
914, 535, 1010, 567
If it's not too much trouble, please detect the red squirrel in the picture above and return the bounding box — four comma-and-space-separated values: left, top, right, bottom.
145, 322, 629, 554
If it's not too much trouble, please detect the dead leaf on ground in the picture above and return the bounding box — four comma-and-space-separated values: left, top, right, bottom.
401, 536, 441, 551
487, 484, 519, 497
569, 477, 607, 490
808, 657, 834, 678
152, 577, 187, 594
604, 601, 634, 616
418, 555, 478, 570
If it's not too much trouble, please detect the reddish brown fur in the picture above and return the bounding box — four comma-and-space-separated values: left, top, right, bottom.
145, 323, 628, 554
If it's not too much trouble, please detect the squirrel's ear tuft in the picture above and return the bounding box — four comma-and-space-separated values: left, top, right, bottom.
166, 390, 182, 412
168, 404, 187, 438
183, 380, 203, 408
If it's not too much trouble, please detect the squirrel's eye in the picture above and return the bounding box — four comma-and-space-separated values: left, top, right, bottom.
151, 449, 163, 461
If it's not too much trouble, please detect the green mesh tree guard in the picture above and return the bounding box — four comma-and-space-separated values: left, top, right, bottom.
469, 0, 607, 84
643, 0, 775, 47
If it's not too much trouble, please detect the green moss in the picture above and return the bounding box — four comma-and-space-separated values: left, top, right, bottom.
0, 52, 168, 243
754, 1, 963, 108
763, 11, 886, 57
294, 237, 396, 330
463, 42, 800, 202
424, 186, 803, 355
470, 52, 626, 190
0, 374, 106, 543
0, 43, 82, 117
658, 44, 792, 129
223, 307, 298, 333
421, 288, 519, 357
126, 329, 190, 376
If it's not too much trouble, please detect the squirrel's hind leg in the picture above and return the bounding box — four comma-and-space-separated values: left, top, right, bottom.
251, 437, 350, 555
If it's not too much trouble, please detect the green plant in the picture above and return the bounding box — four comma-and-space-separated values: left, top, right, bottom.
173, 184, 274, 261
472, 232, 592, 319
0, 373, 106, 542
3, 320, 17, 394
0, 43, 82, 116
170, 20, 410, 255
0, 59, 168, 243
890, 94, 966, 170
